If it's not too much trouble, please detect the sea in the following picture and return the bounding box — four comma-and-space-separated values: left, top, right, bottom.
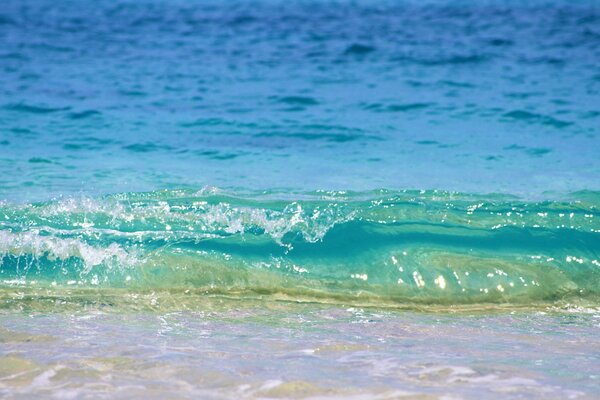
0, 0, 599, 398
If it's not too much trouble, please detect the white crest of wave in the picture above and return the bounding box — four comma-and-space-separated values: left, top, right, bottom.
0, 230, 134, 274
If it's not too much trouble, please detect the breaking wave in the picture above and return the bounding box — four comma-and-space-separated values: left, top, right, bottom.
1, 188, 599, 308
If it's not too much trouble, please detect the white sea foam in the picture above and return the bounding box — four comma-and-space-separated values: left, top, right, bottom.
0, 230, 133, 274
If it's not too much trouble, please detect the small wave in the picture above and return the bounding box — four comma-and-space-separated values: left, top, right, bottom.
392, 54, 489, 66
122, 142, 174, 153
68, 110, 102, 120
3, 103, 71, 114
502, 110, 573, 129
273, 96, 320, 106
344, 44, 376, 56
28, 157, 54, 164
362, 103, 434, 113
254, 131, 380, 143
503, 144, 553, 157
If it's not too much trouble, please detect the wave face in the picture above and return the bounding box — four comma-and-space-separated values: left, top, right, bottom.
1, 188, 599, 308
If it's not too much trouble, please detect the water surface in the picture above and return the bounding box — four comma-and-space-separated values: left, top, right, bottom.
1, 0, 599, 398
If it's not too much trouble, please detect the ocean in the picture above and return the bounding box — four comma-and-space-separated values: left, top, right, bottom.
1, 0, 599, 398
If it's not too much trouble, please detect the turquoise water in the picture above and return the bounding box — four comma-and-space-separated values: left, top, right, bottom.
1, 189, 599, 308
1, 0, 600, 398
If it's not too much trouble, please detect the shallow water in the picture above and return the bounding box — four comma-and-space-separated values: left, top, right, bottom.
1, 0, 599, 398
1, 303, 600, 399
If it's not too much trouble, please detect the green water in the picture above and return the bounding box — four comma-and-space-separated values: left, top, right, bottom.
1, 188, 599, 310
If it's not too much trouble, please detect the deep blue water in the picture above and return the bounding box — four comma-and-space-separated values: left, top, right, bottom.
0, 0, 599, 202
